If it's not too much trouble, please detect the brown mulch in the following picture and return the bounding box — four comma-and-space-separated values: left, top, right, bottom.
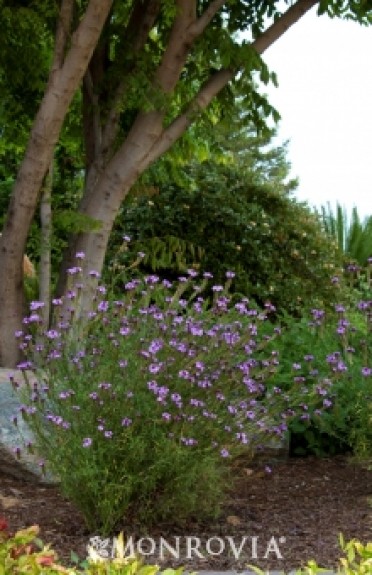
0, 456, 371, 572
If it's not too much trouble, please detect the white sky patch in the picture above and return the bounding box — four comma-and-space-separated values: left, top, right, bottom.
261, 6, 372, 220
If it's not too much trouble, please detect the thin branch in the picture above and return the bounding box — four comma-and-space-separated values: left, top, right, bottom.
140, 69, 233, 168
188, 0, 226, 38
101, 0, 161, 156
52, 0, 75, 71
252, 0, 319, 54
154, 0, 197, 92
59, 0, 113, 88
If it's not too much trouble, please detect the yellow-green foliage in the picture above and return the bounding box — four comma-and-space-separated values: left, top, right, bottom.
0, 525, 190, 575
249, 536, 372, 574
1, 524, 371, 575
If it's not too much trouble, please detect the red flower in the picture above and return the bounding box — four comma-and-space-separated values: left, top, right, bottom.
36, 554, 55, 567
0, 517, 8, 531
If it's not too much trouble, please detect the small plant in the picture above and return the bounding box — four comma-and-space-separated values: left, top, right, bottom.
248, 537, 372, 574
0, 517, 189, 575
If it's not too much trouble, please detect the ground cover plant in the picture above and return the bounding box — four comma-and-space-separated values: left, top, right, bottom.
11, 251, 372, 535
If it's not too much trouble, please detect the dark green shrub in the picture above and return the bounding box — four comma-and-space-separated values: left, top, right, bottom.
108, 163, 345, 316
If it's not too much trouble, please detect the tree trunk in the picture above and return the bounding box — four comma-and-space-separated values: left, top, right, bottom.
0, 0, 113, 367
57, 0, 318, 320
39, 162, 53, 328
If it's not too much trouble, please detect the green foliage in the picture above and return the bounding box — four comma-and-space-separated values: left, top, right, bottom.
249, 537, 372, 574
265, 299, 372, 458
0, 521, 188, 575
109, 163, 344, 316
320, 203, 372, 266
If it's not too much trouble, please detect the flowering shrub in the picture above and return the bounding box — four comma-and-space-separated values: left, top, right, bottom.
265, 297, 372, 457
14, 265, 295, 533
12, 257, 371, 533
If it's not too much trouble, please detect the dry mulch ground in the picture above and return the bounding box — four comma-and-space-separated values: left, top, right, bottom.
0, 455, 371, 572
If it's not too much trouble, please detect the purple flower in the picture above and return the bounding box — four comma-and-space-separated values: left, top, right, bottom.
361, 367, 372, 376
67, 266, 82, 275
226, 271, 235, 279
187, 269, 198, 278
98, 301, 109, 312
45, 329, 60, 340
104, 430, 113, 438
83, 438, 92, 448
121, 417, 132, 427
149, 363, 162, 374
220, 448, 230, 458
75, 252, 85, 259
30, 301, 45, 311
120, 326, 130, 336
149, 339, 163, 354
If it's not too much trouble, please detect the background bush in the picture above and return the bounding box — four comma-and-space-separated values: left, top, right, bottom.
107, 162, 345, 316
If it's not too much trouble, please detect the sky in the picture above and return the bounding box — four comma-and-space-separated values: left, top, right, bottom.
261, 5, 372, 220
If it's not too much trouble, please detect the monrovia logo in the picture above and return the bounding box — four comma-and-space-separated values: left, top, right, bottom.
87, 535, 287, 561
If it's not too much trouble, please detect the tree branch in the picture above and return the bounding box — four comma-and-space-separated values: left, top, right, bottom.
154, 0, 197, 93
101, 0, 161, 157
188, 0, 226, 38
252, 0, 319, 54
139, 0, 319, 168
52, 0, 75, 71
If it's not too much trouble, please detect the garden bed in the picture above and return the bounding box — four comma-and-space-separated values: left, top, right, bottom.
0, 455, 371, 572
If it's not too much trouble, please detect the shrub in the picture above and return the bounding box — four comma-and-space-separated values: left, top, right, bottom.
15, 266, 293, 534
107, 164, 345, 316
264, 298, 372, 457
13, 260, 371, 533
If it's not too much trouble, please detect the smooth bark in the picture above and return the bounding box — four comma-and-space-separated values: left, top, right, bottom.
0, 0, 113, 367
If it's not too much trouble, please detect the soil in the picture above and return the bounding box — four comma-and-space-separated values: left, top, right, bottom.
0, 455, 371, 573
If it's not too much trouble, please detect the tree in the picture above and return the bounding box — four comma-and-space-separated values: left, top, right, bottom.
0, 0, 371, 367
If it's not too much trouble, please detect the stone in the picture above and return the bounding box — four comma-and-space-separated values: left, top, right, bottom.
0, 369, 55, 484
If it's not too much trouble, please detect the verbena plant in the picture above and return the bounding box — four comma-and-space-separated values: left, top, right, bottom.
12, 254, 371, 534
14, 261, 293, 534
264, 281, 372, 457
